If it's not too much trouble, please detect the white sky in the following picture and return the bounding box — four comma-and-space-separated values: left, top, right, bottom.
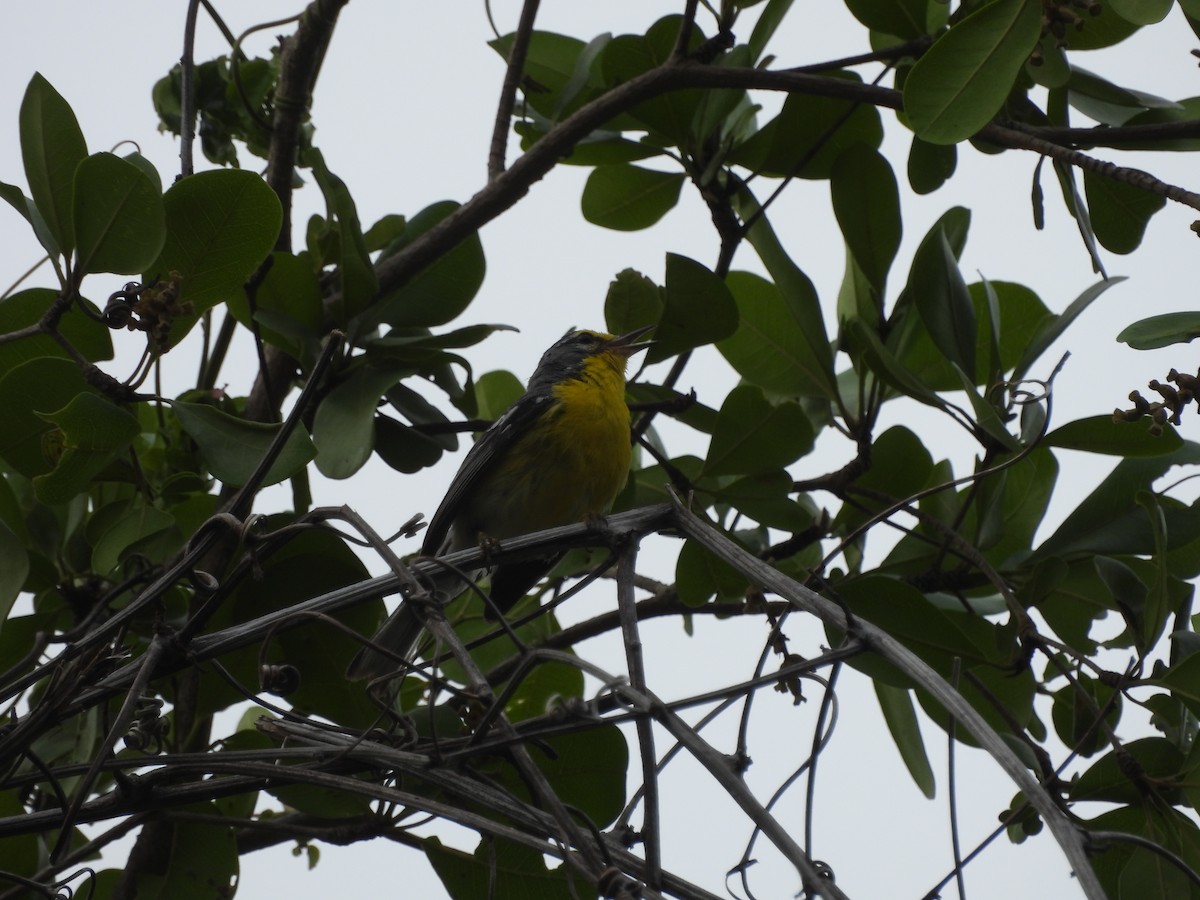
3, 2, 1200, 898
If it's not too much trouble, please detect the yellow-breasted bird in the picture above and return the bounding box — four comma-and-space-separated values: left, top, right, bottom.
347, 325, 653, 680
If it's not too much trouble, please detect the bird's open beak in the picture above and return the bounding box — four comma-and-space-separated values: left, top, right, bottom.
605, 324, 655, 358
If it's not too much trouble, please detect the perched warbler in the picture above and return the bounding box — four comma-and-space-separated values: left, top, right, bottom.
347, 325, 653, 680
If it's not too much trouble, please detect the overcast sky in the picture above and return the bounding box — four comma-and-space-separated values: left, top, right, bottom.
3, 3, 1200, 898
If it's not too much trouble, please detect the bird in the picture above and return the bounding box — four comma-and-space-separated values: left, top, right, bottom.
346, 325, 654, 680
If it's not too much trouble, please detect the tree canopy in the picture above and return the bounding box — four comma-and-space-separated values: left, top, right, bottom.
3, 2, 1200, 899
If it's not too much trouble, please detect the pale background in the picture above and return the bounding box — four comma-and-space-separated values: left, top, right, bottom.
2, 2, 1199, 898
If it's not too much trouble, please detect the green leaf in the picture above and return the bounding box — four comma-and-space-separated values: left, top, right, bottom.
1050, 677, 1121, 758
306, 148, 377, 324
908, 227, 976, 377
844, 0, 942, 37
718, 272, 828, 397
172, 400, 316, 487
748, 0, 796, 60
676, 537, 750, 606
474, 369, 525, 421
32, 393, 140, 504
225, 252, 322, 359
907, 135, 957, 194
1035, 443, 1200, 560
1117, 311, 1200, 350
649, 254, 738, 363
729, 72, 883, 178
604, 268, 664, 337
369, 201, 486, 329
0, 357, 96, 479
831, 146, 901, 297
149, 169, 283, 346
733, 190, 837, 398
599, 16, 706, 144
374, 416, 444, 474
72, 153, 166, 276
1013, 276, 1124, 381
1047, 415, 1184, 457
426, 837, 573, 900
0, 178, 61, 260
875, 682, 936, 798
903, 0, 1043, 144
1108, 0, 1174, 24
19, 73, 86, 257
0, 289, 112, 380
312, 365, 405, 478
490, 31, 604, 121
88, 499, 176, 576
0, 521, 29, 625
1083, 170, 1166, 255
703, 384, 814, 476
581, 164, 685, 231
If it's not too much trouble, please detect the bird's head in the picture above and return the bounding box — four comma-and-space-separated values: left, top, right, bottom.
526, 325, 654, 392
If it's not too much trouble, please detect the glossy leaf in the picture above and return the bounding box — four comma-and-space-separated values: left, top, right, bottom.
72, 153, 165, 276
1117, 311, 1200, 350
875, 682, 936, 798
581, 164, 685, 231
648, 253, 738, 362
903, 0, 1043, 144
831, 146, 901, 296
703, 384, 814, 476
19, 73, 86, 256
149, 169, 283, 346
172, 399, 316, 487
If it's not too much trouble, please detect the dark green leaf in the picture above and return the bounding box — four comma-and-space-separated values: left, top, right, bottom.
733, 190, 837, 397
907, 224, 976, 377
729, 72, 883, 178
149, 169, 283, 346
676, 537, 750, 605
844, 0, 942, 37
306, 148, 377, 324
581, 164, 685, 231
831, 146, 901, 296
718, 272, 829, 398
703, 384, 814, 476
72, 153, 165, 276
605, 268, 664, 336
426, 836, 573, 900
649, 254, 738, 362
369, 201, 486, 329
1051, 677, 1122, 758
312, 365, 404, 478
490, 31, 604, 121
374, 416, 444, 474
226, 252, 323, 359
1083, 170, 1166, 254
172, 399, 316, 487
87, 499, 176, 576
748, 0, 796, 60
0, 521, 29, 624
1047, 415, 1184, 457
1117, 311, 1200, 350
903, 0, 1043, 144
1013, 276, 1124, 381
0, 357, 95, 478
20, 73, 86, 256
875, 682, 936, 798
32, 393, 140, 504
1073, 737, 1184, 804
1109, 0, 1174, 25
907, 135, 957, 194
0, 289, 112, 380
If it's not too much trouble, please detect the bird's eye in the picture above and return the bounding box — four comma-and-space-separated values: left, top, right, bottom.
576, 332, 601, 346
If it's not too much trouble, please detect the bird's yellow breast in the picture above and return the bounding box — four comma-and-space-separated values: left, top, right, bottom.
471, 351, 632, 539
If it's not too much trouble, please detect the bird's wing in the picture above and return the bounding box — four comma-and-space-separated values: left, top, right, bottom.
420, 392, 555, 555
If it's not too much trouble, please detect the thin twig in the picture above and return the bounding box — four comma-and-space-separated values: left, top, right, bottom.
487, 0, 541, 180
